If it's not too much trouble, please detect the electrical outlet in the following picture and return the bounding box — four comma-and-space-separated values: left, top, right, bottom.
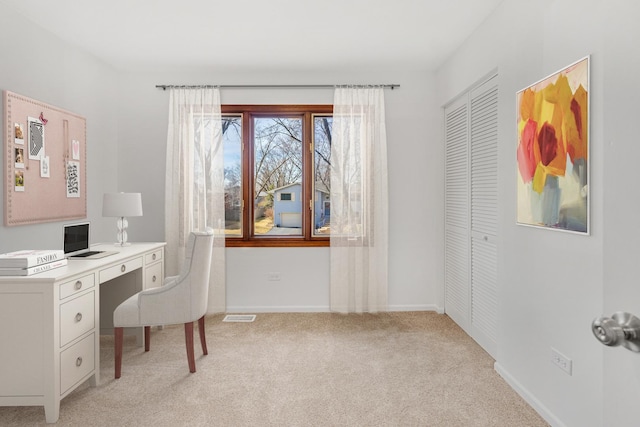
551, 347, 572, 375
267, 272, 281, 281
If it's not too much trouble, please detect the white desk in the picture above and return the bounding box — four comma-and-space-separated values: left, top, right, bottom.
0, 242, 165, 423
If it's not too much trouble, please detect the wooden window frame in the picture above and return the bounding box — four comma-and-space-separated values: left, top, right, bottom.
223, 105, 332, 247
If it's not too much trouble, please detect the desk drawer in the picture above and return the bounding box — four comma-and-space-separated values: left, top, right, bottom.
145, 249, 162, 265
60, 292, 95, 347
60, 333, 95, 395
99, 257, 143, 283
60, 273, 95, 300
145, 262, 163, 290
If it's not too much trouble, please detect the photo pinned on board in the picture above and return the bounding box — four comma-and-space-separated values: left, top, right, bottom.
72, 140, 80, 160
15, 147, 25, 168
15, 170, 24, 192
14, 123, 24, 144
41, 156, 50, 178
28, 116, 45, 160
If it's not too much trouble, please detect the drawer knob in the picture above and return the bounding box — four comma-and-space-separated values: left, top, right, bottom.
74, 280, 83, 290
76, 357, 83, 367
152, 253, 157, 261
152, 275, 157, 282
121, 265, 126, 273
75, 312, 83, 322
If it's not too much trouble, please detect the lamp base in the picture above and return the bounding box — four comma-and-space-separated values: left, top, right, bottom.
116, 217, 129, 246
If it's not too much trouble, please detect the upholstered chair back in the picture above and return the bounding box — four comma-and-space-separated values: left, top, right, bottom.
129, 230, 214, 326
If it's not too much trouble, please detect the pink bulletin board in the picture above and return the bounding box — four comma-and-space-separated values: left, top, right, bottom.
3, 91, 87, 226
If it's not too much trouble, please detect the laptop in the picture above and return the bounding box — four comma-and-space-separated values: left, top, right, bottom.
63, 222, 117, 259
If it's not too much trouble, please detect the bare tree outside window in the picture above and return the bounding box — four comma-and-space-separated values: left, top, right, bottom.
253, 117, 303, 236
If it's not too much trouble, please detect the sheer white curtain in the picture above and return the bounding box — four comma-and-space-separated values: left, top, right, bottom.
330, 87, 389, 314
165, 87, 226, 314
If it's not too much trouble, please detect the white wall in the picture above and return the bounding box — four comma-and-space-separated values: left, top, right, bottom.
0, 6, 120, 250
115, 67, 442, 312
436, 1, 608, 426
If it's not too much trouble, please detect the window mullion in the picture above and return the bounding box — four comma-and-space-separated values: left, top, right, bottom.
302, 111, 312, 241
243, 112, 253, 241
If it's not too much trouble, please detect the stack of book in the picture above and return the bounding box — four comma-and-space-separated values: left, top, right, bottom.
0, 249, 67, 276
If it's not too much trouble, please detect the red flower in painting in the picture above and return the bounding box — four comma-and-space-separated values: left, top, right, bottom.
567, 97, 585, 162
538, 122, 558, 166
570, 98, 583, 140
517, 119, 537, 183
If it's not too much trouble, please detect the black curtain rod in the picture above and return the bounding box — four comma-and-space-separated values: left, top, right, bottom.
155, 84, 400, 90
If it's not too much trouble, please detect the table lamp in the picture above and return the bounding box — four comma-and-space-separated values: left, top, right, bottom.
102, 192, 143, 246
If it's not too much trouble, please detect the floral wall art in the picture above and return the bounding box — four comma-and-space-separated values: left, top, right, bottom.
516, 56, 589, 233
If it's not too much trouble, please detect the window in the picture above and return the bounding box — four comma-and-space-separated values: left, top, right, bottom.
222, 115, 242, 236
313, 114, 332, 236
222, 105, 333, 247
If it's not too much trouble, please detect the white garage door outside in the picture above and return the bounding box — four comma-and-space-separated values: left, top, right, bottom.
281, 213, 302, 228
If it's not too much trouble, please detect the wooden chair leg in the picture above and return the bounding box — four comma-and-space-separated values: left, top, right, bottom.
198, 315, 208, 355
185, 322, 196, 373
115, 327, 124, 379
144, 326, 150, 352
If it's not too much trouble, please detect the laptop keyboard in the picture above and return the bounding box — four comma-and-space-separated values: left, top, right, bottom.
71, 251, 102, 258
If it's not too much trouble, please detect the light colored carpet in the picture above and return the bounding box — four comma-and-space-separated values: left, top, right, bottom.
0, 312, 548, 426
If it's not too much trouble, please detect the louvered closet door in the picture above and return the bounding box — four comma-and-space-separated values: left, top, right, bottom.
444, 75, 498, 359
469, 76, 498, 358
444, 96, 470, 332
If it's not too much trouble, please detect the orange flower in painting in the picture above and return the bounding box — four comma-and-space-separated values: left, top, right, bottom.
519, 88, 536, 121
566, 84, 588, 162
555, 74, 586, 164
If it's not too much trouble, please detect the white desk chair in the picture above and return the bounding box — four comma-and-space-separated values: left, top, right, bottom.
113, 230, 214, 378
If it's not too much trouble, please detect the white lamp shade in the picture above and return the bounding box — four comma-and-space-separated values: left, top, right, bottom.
102, 193, 143, 217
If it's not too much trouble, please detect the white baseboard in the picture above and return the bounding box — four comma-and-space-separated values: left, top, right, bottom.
224, 304, 443, 314
388, 304, 444, 313
494, 362, 566, 427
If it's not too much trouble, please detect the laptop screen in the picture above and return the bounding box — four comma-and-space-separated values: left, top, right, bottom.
63, 223, 90, 255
